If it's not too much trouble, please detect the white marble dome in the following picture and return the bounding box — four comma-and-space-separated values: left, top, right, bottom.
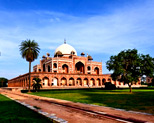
54, 43, 77, 56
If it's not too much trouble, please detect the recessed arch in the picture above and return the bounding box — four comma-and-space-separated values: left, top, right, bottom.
53, 63, 57, 68
97, 78, 101, 86
48, 65, 50, 72
83, 78, 88, 86
90, 78, 95, 86
43, 64, 45, 72
69, 77, 75, 86
62, 64, 69, 73
42, 77, 49, 87
75, 61, 85, 74
77, 78, 82, 86
52, 77, 58, 86
87, 66, 91, 70
61, 77, 67, 86
94, 67, 99, 75
95, 78, 100, 86
102, 78, 106, 85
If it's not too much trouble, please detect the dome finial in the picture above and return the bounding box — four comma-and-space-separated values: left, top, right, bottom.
54, 43, 77, 56
64, 38, 66, 44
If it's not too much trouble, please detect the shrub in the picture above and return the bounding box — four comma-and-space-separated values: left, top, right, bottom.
105, 82, 116, 90
32, 78, 42, 92
141, 82, 147, 85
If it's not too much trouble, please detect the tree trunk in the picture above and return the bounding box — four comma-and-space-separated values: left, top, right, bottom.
28, 61, 31, 92
128, 84, 132, 93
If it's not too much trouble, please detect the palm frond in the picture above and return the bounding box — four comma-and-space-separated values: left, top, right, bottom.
19, 39, 40, 62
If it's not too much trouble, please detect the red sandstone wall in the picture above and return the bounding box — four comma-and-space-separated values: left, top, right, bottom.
8, 72, 141, 88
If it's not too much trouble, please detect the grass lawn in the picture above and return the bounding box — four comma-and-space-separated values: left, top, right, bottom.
30, 88, 154, 114
0, 94, 52, 123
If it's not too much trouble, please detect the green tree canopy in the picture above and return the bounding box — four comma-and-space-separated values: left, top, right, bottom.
140, 54, 154, 77
19, 39, 40, 92
20, 39, 40, 62
106, 49, 154, 92
0, 77, 8, 87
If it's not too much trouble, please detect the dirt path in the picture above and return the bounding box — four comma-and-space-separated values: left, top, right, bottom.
0, 89, 154, 123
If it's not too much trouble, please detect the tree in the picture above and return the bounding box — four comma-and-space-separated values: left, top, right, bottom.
19, 39, 40, 92
140, 54, 154, 77
32, 78, 42, 92
0, 77, 8, 87
106, 49, 154, 92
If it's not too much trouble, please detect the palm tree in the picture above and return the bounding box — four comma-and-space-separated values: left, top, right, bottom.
19, 39, 40, 92
32, 78, 42, 92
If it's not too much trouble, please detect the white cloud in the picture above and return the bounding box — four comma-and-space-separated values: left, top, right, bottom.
0, 0, 154, 79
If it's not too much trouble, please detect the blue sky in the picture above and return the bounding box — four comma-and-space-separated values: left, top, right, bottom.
0, 0, 154, 79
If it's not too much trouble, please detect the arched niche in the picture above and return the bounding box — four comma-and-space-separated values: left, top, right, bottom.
75, 62, 85, 74
62, 64, 69, 73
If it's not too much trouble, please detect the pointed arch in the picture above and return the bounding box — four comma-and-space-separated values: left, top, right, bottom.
61, 77, 67, 86
102, 78, 106, 85
69, 77, 75, 86
62, 64, 69, 73
75, 62, 85, 74
94, 67, 99, 75
83, 78, 88, 86
52, 77, 58, 86
97, 78, 101, 86
90, 78, 95, 86
77, 78, 82, 86
53, 63, 57, 68
42, 77, 49, 87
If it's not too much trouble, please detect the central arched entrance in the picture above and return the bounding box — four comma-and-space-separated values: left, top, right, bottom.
75, 62, 85, 74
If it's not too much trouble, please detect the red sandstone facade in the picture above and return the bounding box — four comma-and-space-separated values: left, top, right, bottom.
8, 42, 141, 88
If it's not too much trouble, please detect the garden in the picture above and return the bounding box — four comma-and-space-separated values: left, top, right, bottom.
30, 88, 154, 114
